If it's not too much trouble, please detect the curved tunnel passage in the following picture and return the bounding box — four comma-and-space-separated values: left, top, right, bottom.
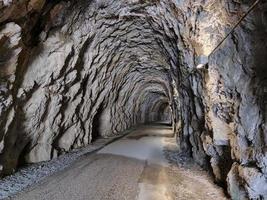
0, 0, 267, 199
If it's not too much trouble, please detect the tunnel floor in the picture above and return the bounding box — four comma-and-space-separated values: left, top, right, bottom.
11, 124, 227, 200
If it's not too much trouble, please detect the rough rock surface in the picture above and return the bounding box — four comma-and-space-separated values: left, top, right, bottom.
0, 0, 266, 199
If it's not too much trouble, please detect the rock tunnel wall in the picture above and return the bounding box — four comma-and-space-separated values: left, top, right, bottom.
0, 0, 266, 199
0, 0, 177, 173
203, 5, 267, 198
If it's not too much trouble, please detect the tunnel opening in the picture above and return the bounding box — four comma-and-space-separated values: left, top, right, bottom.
0, 1, 266, 199
91, 104, 104, 142
157, 102, 172, 126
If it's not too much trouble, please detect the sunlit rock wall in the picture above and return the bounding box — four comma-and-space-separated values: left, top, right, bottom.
0, 0, 266, 198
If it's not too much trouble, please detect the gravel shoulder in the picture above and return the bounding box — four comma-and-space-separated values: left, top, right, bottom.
0, 128, 134, 200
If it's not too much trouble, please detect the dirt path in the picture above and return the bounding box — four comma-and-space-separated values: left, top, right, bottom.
10, 124, 227, 200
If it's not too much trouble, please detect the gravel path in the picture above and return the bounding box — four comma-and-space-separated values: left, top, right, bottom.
6, 124, 227, 200
0, 129, 134, 199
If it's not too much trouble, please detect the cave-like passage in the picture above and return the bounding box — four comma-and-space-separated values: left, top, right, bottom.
0, 0, 266, 199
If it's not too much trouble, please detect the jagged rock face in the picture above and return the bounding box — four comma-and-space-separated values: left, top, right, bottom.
198, 3, 267, 198
0, 0, 178, 172
0, 0, 266, 199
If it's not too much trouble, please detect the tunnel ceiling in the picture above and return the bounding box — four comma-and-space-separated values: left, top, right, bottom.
0, 0, 267, 199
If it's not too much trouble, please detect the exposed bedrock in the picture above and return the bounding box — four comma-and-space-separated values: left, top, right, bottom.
0, 0, 266, 199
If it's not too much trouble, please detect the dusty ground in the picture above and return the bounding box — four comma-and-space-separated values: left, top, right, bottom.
9, 124, 227, 200
0, 132, 132, 199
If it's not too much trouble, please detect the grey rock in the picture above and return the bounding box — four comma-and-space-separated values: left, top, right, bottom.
0, 0, 266, 199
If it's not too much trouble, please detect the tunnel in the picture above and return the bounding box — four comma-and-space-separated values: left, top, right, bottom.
0, 0, 267, 199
